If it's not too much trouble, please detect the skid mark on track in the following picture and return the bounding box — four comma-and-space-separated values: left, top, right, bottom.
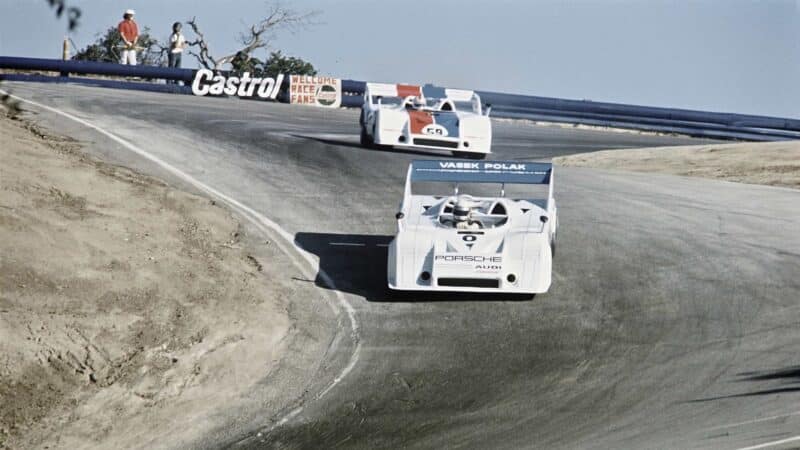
3, 90, 361, 436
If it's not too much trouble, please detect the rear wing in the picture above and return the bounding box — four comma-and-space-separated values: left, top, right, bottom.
404, 159, 554, 205
420, 85, 476, 102
365, 83, 485, 114
365, 83, 422, 103
422, 86, 483, 114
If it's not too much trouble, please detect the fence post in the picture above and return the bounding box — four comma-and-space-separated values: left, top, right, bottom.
61, 38, 70, 77
62, 38, 69, 61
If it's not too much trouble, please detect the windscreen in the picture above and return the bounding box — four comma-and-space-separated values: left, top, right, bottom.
372, 96, 403, 106
453, 101, 477, 113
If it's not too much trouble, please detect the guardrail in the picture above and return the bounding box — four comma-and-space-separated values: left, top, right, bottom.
479, 91, 800, 131
0, 56, 195, 83
0, 73, 193, 95
2, 56, 798, 141
339, 80, 800, 141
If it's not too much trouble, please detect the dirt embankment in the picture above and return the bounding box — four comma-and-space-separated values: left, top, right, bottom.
0, 113, 303, 448
554, 140, 800, 189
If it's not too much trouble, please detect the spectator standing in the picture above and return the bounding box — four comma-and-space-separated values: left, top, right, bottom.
118, 9, 139, 65
168, 22, 187, 70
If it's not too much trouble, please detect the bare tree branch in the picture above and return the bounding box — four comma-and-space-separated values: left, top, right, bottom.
147, 41, 170, 67
185, 1, 318, 71
186, 16, 218, 70
46, 0, 81, 31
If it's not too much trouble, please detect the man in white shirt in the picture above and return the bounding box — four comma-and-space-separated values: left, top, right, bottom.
168, 22, 187, 69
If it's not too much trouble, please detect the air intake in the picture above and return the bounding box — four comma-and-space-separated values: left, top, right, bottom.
437, 278, 499, 288
413, 138, 459, 149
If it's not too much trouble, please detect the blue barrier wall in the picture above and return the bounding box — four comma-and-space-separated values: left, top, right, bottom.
342, 79, 366, 95
340, 92, 799, 141
477, 90, 800, 132
341, 80, 800, 133
3, 56, 798, 141
0, 73, 193, 95
0, 56, 195, 82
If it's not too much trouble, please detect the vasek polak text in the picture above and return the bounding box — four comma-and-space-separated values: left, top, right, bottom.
439, 162, 529, 171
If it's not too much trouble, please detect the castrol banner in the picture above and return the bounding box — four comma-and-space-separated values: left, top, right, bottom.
191, 69, 283, 99
289, 75, 342, 108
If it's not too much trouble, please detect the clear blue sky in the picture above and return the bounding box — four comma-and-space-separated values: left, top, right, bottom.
1, 0, 798, 118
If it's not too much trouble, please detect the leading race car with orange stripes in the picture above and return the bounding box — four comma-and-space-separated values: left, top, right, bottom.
359, 83, 492, 159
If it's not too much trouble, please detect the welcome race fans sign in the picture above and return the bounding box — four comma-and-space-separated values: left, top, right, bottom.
289, 75, 342, 108
190, 70, 342, 108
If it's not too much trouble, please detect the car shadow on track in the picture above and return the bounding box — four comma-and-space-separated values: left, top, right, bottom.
290, 134, 450, 158
294, 232, 535, 303
687, 365, 800, 403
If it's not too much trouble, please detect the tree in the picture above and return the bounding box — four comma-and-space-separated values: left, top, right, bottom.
73, 26, 167, 66
186, 2, 317, 71
227, 51, 316, 78
262, 51, 316, 78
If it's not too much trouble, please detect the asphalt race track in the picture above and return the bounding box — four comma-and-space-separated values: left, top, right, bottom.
6, 83, 800, 450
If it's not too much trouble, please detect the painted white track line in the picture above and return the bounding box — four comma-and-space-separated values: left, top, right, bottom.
737, 435, 800, 450
705, 411, 800, 431
2, 90, 361, 435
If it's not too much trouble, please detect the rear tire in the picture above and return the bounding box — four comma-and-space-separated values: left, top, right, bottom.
360, 125, 373, 148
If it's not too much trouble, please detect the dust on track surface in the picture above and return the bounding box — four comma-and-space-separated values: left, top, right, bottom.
6, 82, 800, 450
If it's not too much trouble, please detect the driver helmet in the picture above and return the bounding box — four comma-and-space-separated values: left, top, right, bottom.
412, 96, 426, 108
453, 195, 475, 222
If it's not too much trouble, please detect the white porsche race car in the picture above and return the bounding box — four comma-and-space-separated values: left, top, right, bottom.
360, 83, 492, 159
387, 160, 557, 294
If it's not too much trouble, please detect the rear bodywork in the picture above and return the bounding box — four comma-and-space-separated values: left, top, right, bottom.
388, 160, 557, 294
361, 83, 492, 158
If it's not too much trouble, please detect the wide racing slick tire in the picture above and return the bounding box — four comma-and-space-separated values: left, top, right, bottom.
360, 125, 373, 148
452, 151, 487, 160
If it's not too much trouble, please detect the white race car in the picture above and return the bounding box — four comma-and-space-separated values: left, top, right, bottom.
387, 160, 557, 294
360, 83, 492, 159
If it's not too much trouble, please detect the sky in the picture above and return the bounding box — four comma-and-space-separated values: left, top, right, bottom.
1, 0, 799, 118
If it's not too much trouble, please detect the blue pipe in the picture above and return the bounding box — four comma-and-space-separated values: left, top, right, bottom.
0, 73, 193, 95
0, 56, 195, 82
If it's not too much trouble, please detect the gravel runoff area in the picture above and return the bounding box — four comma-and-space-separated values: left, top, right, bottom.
553, 140, 800, 189
0, 112, 316, 449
